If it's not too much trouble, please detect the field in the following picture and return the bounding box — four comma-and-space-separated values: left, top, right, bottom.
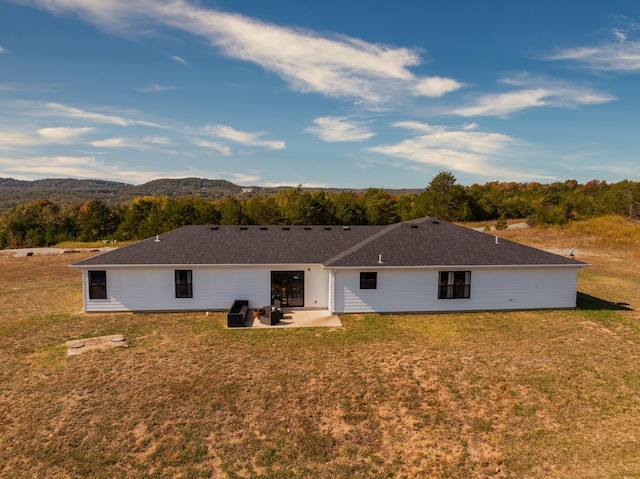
1, 218, 639, 478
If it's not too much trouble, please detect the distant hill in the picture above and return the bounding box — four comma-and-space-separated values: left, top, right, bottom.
0, 177, 422, 211
0, 178, 131, 210
0, 177, 251, 210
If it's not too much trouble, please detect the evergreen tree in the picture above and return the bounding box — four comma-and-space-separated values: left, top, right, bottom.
416, 172, 470, 221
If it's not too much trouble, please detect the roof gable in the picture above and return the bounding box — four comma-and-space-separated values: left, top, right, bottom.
325, 217, 584, 267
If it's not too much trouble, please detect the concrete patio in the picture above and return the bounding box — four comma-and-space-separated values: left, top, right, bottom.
244, 308, 342, 328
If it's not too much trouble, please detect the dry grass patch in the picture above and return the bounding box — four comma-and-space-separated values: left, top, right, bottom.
491, 215, 640, 258
1, 220, 640, 478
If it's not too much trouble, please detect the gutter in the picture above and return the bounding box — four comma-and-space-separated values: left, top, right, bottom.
322, 263, 590, 270
69, 262, 325, 269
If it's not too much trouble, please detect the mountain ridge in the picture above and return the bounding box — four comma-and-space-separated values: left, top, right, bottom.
0, 177, 422, 211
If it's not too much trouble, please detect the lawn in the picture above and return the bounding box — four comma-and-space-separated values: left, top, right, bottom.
1, 221, 639, 478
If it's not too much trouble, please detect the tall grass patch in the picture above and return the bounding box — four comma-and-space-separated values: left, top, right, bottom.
565, 215, 640, 251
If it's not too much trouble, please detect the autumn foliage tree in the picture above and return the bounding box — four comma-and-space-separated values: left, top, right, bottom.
1, 173, 639, 249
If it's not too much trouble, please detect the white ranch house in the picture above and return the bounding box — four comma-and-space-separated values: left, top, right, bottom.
71, 217, 588, 315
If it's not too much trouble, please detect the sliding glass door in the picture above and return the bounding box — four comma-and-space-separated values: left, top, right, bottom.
271, 271, 304, 307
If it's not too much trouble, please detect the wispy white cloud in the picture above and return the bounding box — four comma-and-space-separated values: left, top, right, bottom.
90, 137, 140, 148
7, 98, 283, 161
0, 131, 31, 149
192, 139, 232, 156
201, 124, 285, 150
584, 162, 636, 176
0, 126, 94, 148
367, 121, 540, 179
143, 136, 172, 145
0, 155, 164, 183
451, 74, 614, 117
89, 136, 184, 155
37, 126, 94, 142
170, 55, 188, 66
413, 77, 464, 97
0, 45, 9, 54
135, 84, 177, 92
30, 101, 162, 127
25, 0, 463, 104
548, 26, 640, 71
390, 121, 434, 133
305, 116, 374, 143
391, 122, 515, 153
1, 97, 285, 182
453, 89, 549, 117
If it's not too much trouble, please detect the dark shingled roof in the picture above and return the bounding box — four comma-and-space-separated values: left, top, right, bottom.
324, 217, 584, 267
72, 217, 586, 268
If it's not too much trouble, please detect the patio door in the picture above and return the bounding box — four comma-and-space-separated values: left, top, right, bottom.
271, 271, 304, 307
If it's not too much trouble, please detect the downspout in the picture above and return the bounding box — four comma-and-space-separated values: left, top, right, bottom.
82, 269, 88, 312
329, 269, 336, 314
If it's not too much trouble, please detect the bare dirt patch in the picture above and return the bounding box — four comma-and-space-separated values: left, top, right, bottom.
66, 334, 127, 355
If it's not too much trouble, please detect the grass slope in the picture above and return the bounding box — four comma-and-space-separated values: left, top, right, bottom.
1, 220, 639, 478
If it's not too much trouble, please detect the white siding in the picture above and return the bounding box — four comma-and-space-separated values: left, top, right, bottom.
80, 264, 580, 314
80, 264, 329, 313
333, 267, 580, 314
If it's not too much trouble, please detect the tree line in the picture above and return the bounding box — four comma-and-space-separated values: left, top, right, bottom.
1, 172, 639, 249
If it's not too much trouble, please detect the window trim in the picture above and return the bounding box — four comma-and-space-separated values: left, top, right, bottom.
175, 270, 193, 299
438, 271, 471, 299
88, 270, 107, 300
360, 272, 377, 290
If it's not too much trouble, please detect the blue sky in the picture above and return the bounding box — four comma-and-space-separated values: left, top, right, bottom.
0, 0, 639, 188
